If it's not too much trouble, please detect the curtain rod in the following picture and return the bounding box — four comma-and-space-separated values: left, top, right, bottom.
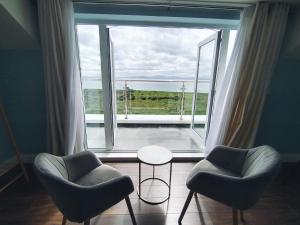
72, 1, 251, 10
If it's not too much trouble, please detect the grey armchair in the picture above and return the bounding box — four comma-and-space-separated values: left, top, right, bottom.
34, 151, 137, 225
179, 145, 281, 225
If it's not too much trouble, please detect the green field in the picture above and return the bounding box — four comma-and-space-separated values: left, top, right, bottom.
84, 89, 208, 115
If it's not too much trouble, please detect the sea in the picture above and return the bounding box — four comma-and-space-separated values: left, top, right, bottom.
82, 76, 210, 93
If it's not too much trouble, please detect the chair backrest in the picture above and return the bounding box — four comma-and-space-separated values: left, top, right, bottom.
34, 153, 68, 181
34, 153, 82, 220
242, 145, 281, 178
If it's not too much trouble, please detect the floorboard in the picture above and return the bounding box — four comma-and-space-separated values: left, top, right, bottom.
0, 162, 299, 225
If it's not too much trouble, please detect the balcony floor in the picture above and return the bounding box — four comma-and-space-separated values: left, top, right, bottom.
86, 126, 205, 152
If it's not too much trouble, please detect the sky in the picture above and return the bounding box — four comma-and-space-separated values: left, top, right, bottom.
77, 25, 236, 81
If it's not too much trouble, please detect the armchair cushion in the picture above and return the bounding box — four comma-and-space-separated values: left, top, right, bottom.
187, 159, 240, 185
76, 164, 122, 186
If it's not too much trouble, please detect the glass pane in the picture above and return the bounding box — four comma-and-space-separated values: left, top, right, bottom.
194, 40, 215, 136
77, 25, 105, 149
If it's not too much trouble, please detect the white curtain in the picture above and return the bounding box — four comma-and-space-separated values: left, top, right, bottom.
205, 3, 289, 155
38, 0, 85, 155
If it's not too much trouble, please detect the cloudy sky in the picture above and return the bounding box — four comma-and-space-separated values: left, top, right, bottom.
77, 25, 236, 81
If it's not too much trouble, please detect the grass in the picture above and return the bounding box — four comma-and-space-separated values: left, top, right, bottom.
84, 89, 208, 115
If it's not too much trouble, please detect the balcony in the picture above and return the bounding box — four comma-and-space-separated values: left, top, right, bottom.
83, 78, 208, 152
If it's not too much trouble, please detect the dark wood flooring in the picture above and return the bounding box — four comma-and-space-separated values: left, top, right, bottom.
1, 162, 300, 225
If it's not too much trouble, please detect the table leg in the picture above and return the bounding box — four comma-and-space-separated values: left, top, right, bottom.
152, 165, 155, 179
169, 162, 172, 197
139, 162, 141, 196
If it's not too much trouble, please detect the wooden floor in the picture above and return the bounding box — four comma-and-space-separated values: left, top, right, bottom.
0, 162, 300, 225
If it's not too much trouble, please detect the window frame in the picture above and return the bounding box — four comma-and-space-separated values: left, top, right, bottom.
75, 14, 239, 153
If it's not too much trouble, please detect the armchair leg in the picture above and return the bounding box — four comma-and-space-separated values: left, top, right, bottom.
178, 191, 194, 224
232, 208, 238, 225
125, 196, 137, 225
62, 216, 67, 225
84, 220, 90, 225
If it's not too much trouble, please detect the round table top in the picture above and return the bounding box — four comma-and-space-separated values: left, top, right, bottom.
137, 145, 173, 165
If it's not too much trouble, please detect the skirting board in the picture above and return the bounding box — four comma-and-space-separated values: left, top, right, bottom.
3, 152, 300, 164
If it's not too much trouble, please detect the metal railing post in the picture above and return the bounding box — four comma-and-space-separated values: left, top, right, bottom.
180, 81, 185, 120
124, 80, 128, 119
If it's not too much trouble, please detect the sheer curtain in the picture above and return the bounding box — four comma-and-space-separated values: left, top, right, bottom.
205, 3, 289, 155
37, 0, 85, 155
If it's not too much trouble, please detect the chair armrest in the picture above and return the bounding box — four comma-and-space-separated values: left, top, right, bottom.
206, 146, 248, 175
187, 172, 266, 210
51, 175, 134, 222
63, 151, 102, 181
80, 175, 134, 218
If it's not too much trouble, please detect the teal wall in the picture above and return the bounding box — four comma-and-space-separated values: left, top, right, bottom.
1, 52, 299, 162
255, 57, 300, 154
255, 8, 300, 155
0, 50, 46, 163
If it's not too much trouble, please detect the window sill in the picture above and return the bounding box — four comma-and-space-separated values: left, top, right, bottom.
96, 152, 204, 162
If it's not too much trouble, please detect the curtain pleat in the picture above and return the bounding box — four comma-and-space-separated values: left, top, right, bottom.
225, 3, 289, 148
205, 2, 289, 154
37, 0, 85, 155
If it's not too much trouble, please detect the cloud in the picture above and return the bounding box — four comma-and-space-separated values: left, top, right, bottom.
77, 25, 101, 76
110, 26, 216, 80
77, 25, 224, 80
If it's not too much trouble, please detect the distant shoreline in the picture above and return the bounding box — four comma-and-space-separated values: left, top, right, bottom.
82, 77, 210, 93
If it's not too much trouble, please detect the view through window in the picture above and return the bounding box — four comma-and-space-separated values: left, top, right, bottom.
77, 25, 237, 151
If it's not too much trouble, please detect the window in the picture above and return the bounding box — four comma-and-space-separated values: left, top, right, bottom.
75, 12, 239, 152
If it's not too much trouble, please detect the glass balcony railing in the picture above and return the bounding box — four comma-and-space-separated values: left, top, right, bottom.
82, 77, 209, 120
